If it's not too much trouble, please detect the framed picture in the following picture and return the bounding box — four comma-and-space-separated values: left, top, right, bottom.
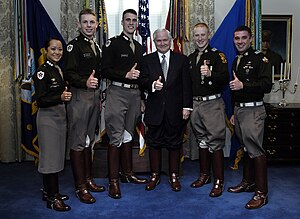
262, 15, 292, 79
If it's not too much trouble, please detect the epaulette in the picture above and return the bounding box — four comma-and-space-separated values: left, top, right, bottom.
211, 48, 217, 52
255, 50, 261, 54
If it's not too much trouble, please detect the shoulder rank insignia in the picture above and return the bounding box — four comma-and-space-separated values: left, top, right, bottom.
255, 50, 261, 54
67, 44, 73, 52
211, 48, 217, 52
219, 53, 227, 64
262, 56, 269, 63
105, 40, 111, 47
37, 71, 45, 80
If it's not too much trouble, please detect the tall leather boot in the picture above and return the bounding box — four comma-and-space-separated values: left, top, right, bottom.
145, 147, 161, 191
228, 152, 255, 193
168, 148, 181, 192
83, 147, 105, 192
70, 149, 95, 204
209, 149, 224, 197
42, 174, 69, 201
190, 148, 211, 188
245, 155, 268, 209
108, 144, 121, 199
44, 173, 71, 211
119, 142, 147, 184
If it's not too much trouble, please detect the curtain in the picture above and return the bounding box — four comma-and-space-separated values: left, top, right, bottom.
183, 0, 215, 55
0, 0, 22, 162
60, 0, 85, 42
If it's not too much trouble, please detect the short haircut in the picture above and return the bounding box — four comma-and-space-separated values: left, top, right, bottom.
122, 9, 137, 20
153, 28, 172, 41
79, 8, 96, 22
194, 22, 209, 30
234, 25, 252, 37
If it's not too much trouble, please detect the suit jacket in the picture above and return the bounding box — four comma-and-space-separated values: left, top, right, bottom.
139, 50, 193, 127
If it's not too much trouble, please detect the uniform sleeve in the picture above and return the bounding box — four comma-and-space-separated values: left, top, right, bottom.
210, 52, 230, 87
243, 55, 272, 94
33, 71, 62, 108
64, 43, 88, 88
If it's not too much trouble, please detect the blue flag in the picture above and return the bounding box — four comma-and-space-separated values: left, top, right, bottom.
210, 0, 246, 168
21, 0, 65, 159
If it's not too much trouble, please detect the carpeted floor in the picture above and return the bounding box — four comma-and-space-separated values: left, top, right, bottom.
0, 159, 300, 219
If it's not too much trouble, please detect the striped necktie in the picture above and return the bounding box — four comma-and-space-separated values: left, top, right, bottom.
161, 54, 168, 80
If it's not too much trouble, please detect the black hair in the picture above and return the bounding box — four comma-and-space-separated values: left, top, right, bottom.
122, 9, 137, 20
44, 37, 62, 50
234, 25, 252, 37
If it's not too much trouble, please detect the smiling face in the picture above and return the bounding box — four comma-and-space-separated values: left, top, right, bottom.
121, 12, 137, 37
46, 39, 63, 64
193, 25, 210, 51
154, 29, 171, 54
78, 13, 98, 39
234, 30, 252, 54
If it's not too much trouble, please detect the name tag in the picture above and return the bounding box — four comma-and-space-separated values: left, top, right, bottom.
83, 53, 92, 58
121, 54, 129, 57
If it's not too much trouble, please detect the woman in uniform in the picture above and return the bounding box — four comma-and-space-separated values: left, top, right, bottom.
33, 37, 72, 211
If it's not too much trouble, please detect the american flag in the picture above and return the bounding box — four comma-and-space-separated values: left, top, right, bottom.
138, 0, 151, 54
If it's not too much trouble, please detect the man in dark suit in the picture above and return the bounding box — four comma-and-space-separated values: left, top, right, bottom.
139, 28, 193, 192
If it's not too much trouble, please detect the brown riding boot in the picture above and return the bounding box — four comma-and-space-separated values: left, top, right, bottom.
228, 152, 255, 193
245, 155, 268, 209
108, 179, 121, 199
191, 148, 211, 188
209, 149, 224, 197
108, 144, 121, 199
119, 142, 147, 184
83, 147, 106, 192
70, 149, 96, 204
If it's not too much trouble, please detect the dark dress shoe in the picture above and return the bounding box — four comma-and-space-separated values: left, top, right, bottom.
169, 173, 181, 192
209, 179, 224, 197
41, 188, 69, 201
227, 179, 255, 193
190, 174, 211, 188
245, 191, 268, 209
76, 187, 96, 204
119, 172, 148, 184
145, 173, 160, 191
108, 179, 121, 199
47, 195, 71, 212
86, 178, 106, 192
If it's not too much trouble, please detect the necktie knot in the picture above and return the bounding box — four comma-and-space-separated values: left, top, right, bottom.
129, 39, 135, 53
236, 54, 243, 71
161, 54, 168, 80
196, 50, 203, 63
54, 65, 63, 79
90, 39, 97, 55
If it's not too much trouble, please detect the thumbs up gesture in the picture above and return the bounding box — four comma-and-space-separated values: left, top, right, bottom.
229, 71, 243, 90
126, 63, 140, 80
62, 86, 72, 102
200, 60, 211, 77
86, 70, 98, 89
154, 76, 163, 91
